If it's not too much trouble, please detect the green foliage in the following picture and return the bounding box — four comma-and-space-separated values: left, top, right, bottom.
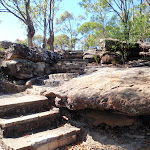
1, 0, 150, 50
78, 0, 150, 52
54, 34, 69, 50
16, 39, 28, 45
111, 59, 116, 65
80, 0, 150, 42
130, 3, 150, 42
94, 55, 100, 64
78, 22, 101, 35
56, 11, 84, 50
16, 35, 43, 47
56, 11, 73, 24
80, 34, 100, 50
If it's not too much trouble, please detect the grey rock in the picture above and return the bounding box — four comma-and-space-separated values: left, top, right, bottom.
1, 59, 38, 79
83, 48, 101, 63
100, 38, 141, 60
25, 73, 79, 87
0, 41, 13, 49
5, 44, 61, 63
100, 51, 121, 64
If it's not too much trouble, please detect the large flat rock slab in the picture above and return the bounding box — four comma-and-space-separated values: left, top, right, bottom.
41, 67, 150, 116
2, 124, 80, 150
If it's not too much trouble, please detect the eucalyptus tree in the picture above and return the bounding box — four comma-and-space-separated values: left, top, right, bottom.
0, 0, 37, 47
36, 0, 62, 50
79, 0, 111, 38
80, 0, 144, 41
54, 34, 69, 50
56, 11, 85, 50
131, 0, 150, 42
78, 22, 102, 49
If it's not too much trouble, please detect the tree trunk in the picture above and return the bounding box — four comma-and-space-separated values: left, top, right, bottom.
27, 24, 35, 47
43, 19, 47, 48
47, 0, 54, 51
43, 0, 47, 49
28, 35, 33, 47
26, 0, 35, 48
47, 31, 54, 51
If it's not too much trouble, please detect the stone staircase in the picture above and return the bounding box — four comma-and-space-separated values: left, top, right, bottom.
49, 59, 88, 75
0, 93, 80, 150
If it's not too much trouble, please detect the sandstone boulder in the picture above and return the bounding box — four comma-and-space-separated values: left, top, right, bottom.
1, 59, 38, 79
44, 67, 150, 116
62, 51, 83, 59
138, 41, 150, 52
100, 38, 120, 51
100, 38, 141, 60
83, 48, 101, 63
5, 44, 61, 63
100, 51, 121, 64
139, 52, 150, 57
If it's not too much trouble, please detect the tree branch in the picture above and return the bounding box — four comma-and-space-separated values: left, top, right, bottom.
0, 0, 26, 24
145, 0, 150, 6
104, 0, 123, 20
15, 1, 27, 22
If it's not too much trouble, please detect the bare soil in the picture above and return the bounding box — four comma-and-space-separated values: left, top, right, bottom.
62, 115, 150, 150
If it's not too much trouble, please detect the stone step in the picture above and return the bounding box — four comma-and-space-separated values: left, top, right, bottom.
1, 124, 80, 150
0, 93, 51, 118
49, 59, 88, 74
0, 108, 63, 138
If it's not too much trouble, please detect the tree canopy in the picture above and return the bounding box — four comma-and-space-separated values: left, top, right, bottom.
0, 0, 150, 50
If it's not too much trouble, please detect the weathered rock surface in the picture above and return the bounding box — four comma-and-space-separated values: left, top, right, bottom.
83, 48, 101, 63
0, 81, 25, 94
140, 51, 150, 56
54, 50, 83, 59
77, 109, 140, 127
0, 50, 5, 60
25, 73, 79, 87
0, 41, 13, 49
42, 67, 150, 116
100, 38, 120, 51
138, 41, 150, 52
100, 51, 121, 64
1, 59, 38, 79
44, 73, 79, 86
62, 51, 83, 59
100, 38, 142, 60
126, 60, 150, 67
49, 59, 88, 74
5, 44, 61, 63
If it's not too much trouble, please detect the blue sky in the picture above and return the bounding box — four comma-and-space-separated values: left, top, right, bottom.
0, 0, 86, 42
